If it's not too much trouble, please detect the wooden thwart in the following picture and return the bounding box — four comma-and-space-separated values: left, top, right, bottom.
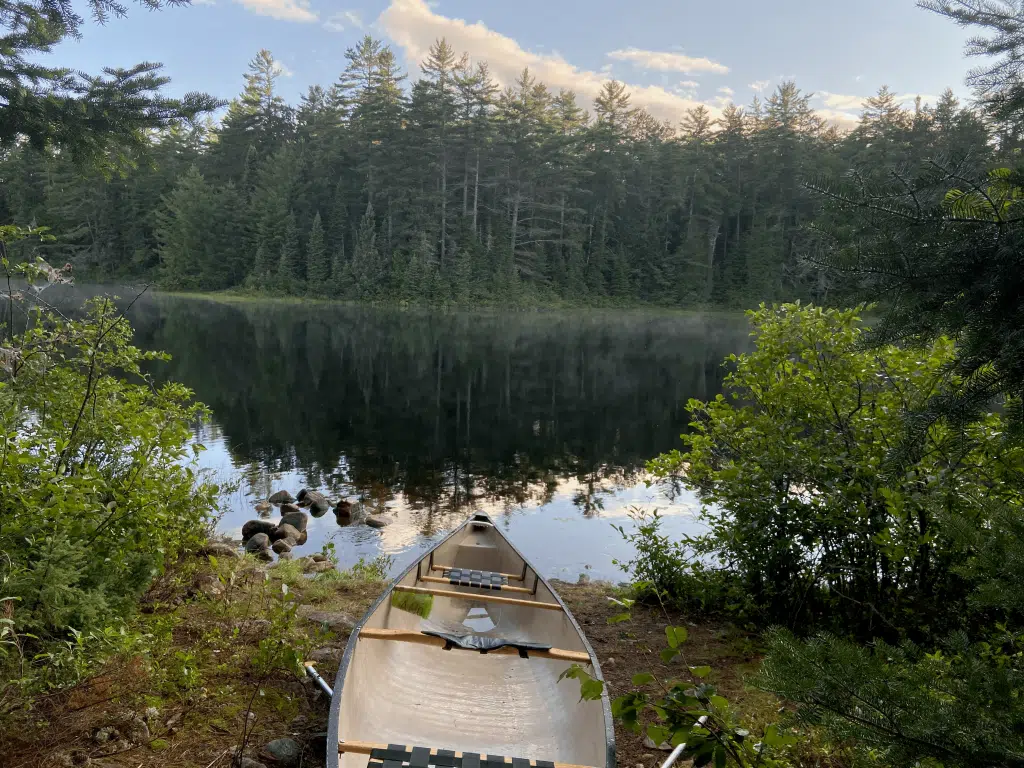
359, 628, 591, 663
338, 740, 598, 768
394, 585, 562, 611
429, 563, 525, 581
419, 574, 533, 594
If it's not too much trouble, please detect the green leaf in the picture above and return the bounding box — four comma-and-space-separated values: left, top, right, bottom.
709, 695, 729, 711
660, 647, 680, 663
713, 746, 726, 768
689, 665, 712, 678
607, 612, 632, 624
646, 725, 670, 747
632, 672, 656, 686
665, 625, 688, 648
580, 677, 604, 701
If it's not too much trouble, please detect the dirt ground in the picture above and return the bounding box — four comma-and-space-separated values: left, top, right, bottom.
2, 562, 776, 768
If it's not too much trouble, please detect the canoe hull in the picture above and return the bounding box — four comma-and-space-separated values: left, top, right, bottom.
326, 514, 615, 768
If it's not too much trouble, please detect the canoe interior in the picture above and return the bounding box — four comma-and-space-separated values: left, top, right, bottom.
337, 517, 609, 768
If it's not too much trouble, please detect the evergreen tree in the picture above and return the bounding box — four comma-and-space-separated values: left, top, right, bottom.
306, 211, 329, 286
277, 212, 302, 286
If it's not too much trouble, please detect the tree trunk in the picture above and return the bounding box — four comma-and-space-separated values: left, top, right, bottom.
704, 220, 721, 303
472, 150, 480, 237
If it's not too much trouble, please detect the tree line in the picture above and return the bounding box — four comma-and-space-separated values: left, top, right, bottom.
0, 39, 993, 307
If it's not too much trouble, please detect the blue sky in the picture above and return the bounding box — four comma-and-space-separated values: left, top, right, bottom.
55, 0, 979, 128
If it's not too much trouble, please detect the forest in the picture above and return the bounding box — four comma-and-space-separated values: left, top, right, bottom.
0, 38, 993, 307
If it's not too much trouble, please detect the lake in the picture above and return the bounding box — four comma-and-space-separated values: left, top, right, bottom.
121, 293, 751, 580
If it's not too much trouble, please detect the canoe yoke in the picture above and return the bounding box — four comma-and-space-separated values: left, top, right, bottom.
421, 630, 549, 657
340, 741, 598, 768
442, 568, 508, 590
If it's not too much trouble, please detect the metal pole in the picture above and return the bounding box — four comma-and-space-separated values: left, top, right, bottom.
659, 715, 709, 768
304, 661, 334, 697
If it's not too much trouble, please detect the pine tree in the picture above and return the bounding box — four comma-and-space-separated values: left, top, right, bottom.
306, 211, 329, 287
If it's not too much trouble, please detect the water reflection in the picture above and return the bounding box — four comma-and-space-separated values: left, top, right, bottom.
59, 289, 749, 578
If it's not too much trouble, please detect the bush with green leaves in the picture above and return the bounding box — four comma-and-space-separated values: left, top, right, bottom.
0, 257, 218, 672
648, 303, 1023, 639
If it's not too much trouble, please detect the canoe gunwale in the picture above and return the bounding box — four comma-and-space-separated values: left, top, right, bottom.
325, 513, 616, 768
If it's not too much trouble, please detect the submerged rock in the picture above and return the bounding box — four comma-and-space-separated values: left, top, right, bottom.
255, 500, 273, 515
365, 515, 390, 529
268, 490, 295, 505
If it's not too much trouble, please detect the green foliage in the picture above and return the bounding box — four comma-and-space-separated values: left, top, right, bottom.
306, 211, 330, 288
0, 268, 219, 677
564, 610, 794, 768
649, 303, 1023, 637
757, 627, 1024, 768
0, 0, 220, 167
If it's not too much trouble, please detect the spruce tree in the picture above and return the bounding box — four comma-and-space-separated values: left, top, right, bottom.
278, 212, 302, 285
306, 211, 329, 286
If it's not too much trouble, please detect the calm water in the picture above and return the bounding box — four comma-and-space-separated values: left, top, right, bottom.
109, 292, 748, 580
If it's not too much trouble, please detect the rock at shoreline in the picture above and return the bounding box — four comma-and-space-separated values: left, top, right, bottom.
301, 558, 334, 575
334, 500, 353, 518
242, 519, 275, 541
198, 542, 240, 559
272, 523, 301, 544
279, 510, 308, 532
297, 489, 331, 516
271, 539, 293, 555
193, 574, 224, 598
365, 515, 390, 529
245, 533, 271, 554
280, 502, 301, 515
269, 490, 295, 505
255, 500, 273, 515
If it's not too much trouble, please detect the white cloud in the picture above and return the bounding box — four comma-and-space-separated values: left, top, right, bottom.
606, 47, 729, 75
232, 0, 316, 21
324, 9, 364, 31
678, 80, 700, 89
378, 0, 726, 125
272, 60, 294, 77
718, 86, 734, 96
819, 91, 865, 111
748, 79, 770, 92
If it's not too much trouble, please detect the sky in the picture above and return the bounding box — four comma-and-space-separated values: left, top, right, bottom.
55, 0, 982, 130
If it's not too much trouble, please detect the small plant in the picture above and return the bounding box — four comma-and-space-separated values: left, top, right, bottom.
349, 555, 393, 582
563, 606, 795, 768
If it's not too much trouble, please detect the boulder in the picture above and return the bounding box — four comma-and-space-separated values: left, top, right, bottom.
198, 542, 240, 559
271, 523, 301, 544
279, 510, 308, 532
271, 538, 293, 555
297, 489, 330, 516
280, 502, 301, 515
311, 553, 328, 563
334, 500, 353, 518
297, 605, 355, 630
308, 646, 342, 662
296, 529, 308, 545
193, 574, 224, 598
577, 573, 591, 586
242, 519, 276, 542
365, 515, 390, 529
254, 549, 274, 563
302, 559, 335, 575
262, 738, 301, 766
239, 758, 268, 768
277, 551, 293, 561
268, 490, 295, 505
245, 533, 271, 554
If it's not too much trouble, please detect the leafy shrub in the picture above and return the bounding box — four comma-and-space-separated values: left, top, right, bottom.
0, 261, 218, 677
614, 508, 752, 617
649, 303, 1023, 639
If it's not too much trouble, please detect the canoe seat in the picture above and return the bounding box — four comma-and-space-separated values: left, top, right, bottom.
366, 743, 557, 768
442, 568, 509, 590
422, 630, 550, 657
